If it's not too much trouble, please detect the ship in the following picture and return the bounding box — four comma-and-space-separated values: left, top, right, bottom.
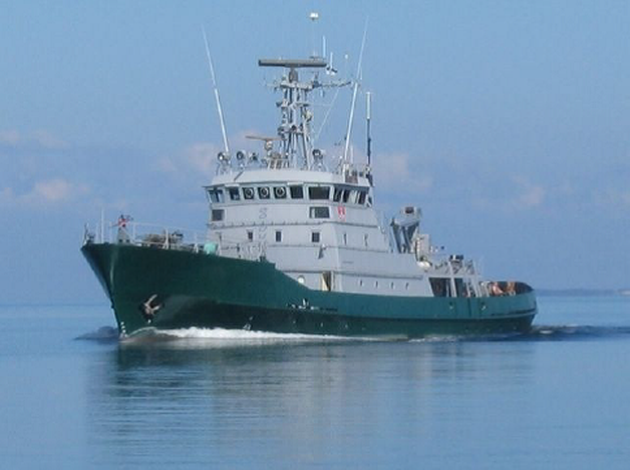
82, 22, 537, 338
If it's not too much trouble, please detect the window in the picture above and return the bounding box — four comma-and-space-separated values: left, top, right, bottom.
342, 189, 351, 203
258, 187, 270, 199
391, 282, 395, 290
311, 231, 321, 243
343, 233, 348, 245
228, 187, 240, 201
275, 230, 282, 242
333, 187, 343, 202
309, 206, 330, 219
358, 191, 367, 205
274, 187, 287, 199
405, 282, 410, 290
289, 185, 304, 199
308, 186, 330, 200
208, 188, 224, 203
211, 209, 224, 221
247, 230, 254, 241
363, 233, 369, 247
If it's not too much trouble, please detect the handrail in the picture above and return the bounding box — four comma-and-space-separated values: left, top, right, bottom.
82, 219, 267, 261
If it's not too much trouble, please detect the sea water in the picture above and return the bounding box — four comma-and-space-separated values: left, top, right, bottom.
1, 296, 629, 469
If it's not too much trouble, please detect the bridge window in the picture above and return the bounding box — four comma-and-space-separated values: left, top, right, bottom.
258, 187, 270, 199
333, 187, 343, 202
274, 187, 287, 199
358, 191, 367, 205
228, 187, 240, 201
243, 187, 255, 200
208, 188, 224, 203
308, 186, 330, 200
289, 185, 304, 199
309, 206, 330, 219
342, 189, 351, 203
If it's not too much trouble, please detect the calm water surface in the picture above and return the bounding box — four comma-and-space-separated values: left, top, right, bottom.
1, 296, 630, 469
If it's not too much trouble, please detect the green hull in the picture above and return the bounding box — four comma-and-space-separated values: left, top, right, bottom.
82, 243, 537, 338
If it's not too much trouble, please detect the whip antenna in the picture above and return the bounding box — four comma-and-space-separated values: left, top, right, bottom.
343, 18, 368, 163
202, 27, 230, 155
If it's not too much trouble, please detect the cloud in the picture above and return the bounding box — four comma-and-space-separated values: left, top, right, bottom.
33, 179, 72, 202
593, 188, 630, 210
517, 183, 545, 208
0, 129, 68, 149
371, 152, 433, 194
159, 130, 265, 181
0, 179, 89, 207
0, 130, 21, 146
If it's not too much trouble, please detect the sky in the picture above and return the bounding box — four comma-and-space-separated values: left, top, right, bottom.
0, 0, 628, 304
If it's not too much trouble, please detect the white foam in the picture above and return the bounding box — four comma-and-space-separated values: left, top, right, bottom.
162, 327, 343, 341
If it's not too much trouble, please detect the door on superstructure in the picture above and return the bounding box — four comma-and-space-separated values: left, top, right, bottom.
321, 271, 332, 291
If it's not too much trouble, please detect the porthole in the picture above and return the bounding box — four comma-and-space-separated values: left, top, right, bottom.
258, 187, 270, 199
243, 187, 255, 199
297, 275, 305, 285
274, 187, 287, 199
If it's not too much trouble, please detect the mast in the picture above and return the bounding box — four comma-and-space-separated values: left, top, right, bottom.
258, 58, 327, 169
366, 91, 372, 167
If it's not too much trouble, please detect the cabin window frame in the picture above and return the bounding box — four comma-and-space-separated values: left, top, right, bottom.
358, 191, 367, 205
228, 187, 241, 201
211, 209, 224, 221
274, 186, 287, 199
309, 206, 330, 219
258, 186, 271, 199
289, 185, 304, 199
308, 185, 331, 200
208, 188, 225, 203
243, 187, 255, 200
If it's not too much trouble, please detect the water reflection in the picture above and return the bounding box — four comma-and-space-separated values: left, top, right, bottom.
86, 336, 537, 468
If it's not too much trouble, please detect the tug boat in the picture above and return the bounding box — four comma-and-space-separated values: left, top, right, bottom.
82, 27, 537, 338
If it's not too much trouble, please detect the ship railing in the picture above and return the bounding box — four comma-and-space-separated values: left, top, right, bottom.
84, 219, 211, 253
83, 219, 267, 261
